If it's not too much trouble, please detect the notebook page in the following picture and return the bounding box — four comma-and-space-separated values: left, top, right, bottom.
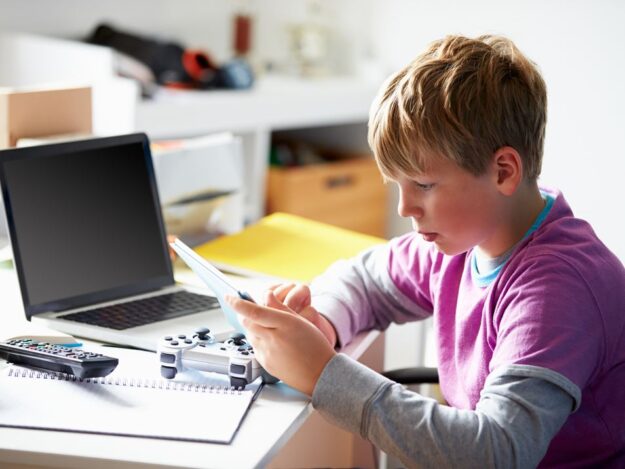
0, 347, 260, 443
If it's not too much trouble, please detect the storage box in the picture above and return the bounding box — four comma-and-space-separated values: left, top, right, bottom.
0, 85, 92, 149
151, 133, 245, 239
266, 157, 387, 237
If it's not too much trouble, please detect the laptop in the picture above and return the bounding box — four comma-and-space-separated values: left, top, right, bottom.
0, 133, 233, 351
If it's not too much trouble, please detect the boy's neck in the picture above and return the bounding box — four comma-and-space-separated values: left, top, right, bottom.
478, 182, 545, 259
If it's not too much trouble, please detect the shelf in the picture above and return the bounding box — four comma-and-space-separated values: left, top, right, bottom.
135, 74, 379, 138
134, 74, 381, 225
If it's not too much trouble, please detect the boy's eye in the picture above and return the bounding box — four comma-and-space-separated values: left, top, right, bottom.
414, 182, 435, 191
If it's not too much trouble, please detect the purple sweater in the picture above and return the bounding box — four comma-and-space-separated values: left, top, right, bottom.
312, 188, 625, 467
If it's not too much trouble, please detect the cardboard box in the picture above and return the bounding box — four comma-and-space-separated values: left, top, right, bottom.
0, 86, 92, 149
266, 157, 387, 237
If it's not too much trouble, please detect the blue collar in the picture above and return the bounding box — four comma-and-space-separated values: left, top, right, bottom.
471, 192, 555, 287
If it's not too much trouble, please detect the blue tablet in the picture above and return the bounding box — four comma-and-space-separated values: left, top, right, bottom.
170, 239, 253, 333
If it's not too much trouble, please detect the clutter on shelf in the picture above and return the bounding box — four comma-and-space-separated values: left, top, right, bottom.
86, 23, 254, 97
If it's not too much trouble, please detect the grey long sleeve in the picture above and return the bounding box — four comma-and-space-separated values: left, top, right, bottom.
312, 355, 579, 469
310, 244, 431, 348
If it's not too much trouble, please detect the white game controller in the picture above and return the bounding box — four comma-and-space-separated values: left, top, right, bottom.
158, 327, 278, 388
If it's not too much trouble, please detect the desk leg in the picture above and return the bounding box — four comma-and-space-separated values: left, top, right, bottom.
268, 332, 385, 469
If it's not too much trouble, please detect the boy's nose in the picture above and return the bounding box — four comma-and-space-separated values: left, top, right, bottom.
397, 190, 424, 219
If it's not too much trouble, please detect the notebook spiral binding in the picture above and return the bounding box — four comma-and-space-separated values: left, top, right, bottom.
7, 367, 244, 394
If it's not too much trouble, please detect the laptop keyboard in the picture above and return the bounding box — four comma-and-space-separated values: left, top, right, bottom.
61, 291, 220, 330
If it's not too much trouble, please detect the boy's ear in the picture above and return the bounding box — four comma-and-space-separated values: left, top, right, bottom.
491, 146, 523, 196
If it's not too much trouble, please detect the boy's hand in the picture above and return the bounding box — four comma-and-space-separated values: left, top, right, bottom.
226, 292, 336, 396
266, 283, 338, 348
167, 235, 178, 262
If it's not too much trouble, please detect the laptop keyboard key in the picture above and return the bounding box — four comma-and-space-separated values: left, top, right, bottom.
61, 291, 219, 330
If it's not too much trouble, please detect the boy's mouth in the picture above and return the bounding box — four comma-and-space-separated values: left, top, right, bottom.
419, 232, 438, 242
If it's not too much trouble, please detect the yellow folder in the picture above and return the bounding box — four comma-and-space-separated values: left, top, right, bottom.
194, 213, 386, 282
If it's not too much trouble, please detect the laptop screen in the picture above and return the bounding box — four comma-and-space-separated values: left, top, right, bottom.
0, 133, 174, 318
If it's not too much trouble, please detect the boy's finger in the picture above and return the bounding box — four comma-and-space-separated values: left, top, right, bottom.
241, 317, 266, 339
227, 296, 290, 328
284, 284, 310, 311
264, 290, 296, 313
270, 283, 296, 303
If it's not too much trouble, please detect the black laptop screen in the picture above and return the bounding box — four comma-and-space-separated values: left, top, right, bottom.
0, 134, 173, 317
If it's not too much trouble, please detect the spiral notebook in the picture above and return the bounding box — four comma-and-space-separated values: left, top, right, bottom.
0, 348, 261, 444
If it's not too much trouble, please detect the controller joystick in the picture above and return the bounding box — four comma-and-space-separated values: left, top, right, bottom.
194, 327, 212, 341
229, 332, 246, 346
158, 327, 278, 388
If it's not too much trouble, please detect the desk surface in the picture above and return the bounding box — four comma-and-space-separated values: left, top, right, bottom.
0, 263, 380, 469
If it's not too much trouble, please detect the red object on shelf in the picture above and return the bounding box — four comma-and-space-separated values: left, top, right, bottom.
234, 14, 252, 56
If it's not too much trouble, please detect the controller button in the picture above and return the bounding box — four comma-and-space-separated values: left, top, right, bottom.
230, 364, 246, 375
160, 366, 176, 379
237, 347, 246, 351
177, 335, 186, 339
241, 351, 249, 355
199, 343, 206, 347
220, 347, 226, 351
160, 353, 176, 364
164, 336, 173, 341
170, 341, 179, 346
184, 339, 192, 344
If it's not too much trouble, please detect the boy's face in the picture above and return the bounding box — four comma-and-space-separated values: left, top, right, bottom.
393, 155, 504, 257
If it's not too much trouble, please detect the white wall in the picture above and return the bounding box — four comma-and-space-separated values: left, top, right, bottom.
370, 0, 625, 261
0, 0, 371, 75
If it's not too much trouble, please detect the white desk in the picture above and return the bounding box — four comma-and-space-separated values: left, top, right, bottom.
0, 262, 383, 469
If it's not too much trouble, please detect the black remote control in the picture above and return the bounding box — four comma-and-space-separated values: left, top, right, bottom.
0, 339, 119, 379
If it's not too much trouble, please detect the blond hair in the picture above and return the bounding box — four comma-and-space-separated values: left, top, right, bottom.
368, 35, 547, 181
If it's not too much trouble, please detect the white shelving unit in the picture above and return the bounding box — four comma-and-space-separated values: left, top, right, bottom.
135, 75, 380, 222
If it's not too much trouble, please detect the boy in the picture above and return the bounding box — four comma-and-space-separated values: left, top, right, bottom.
228, 35, 625, 467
